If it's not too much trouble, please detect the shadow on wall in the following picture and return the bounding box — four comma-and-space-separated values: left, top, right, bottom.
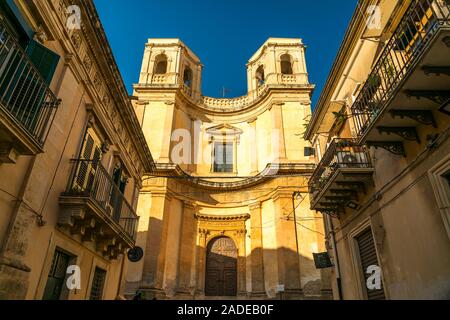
125, 217, 332, 300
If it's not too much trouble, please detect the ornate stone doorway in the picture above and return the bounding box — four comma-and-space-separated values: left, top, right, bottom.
204, 236, 237, 296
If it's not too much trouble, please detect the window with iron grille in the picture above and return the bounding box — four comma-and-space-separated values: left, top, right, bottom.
89, 267, 107, 300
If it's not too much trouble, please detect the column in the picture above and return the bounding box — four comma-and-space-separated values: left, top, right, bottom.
0, 203, 35, 299
178, 202, 197, 294
271, 102, 287, 162
273, 191, 301, 292
196, 229, 209, 294
248, 202, 265, 294
248, 119, 259, 174
141, 192, 171, 290
158, 102, 175, 163
236, 229, 247, 296
162, 198, 183, 297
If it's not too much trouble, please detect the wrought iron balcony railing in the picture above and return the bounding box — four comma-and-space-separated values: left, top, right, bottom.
64, 159, 139, 241
308, 139, 372, 205
0, 19, 60, 147
351, 0, 450, 139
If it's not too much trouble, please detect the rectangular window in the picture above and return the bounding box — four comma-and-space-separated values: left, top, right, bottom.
213, 142, 233, 173
89, 267, 107, 300
356, 228, 385, 300
304, 146, 315, 157
42, 249, 73, 300
73, 128, 102, 192
428, 157, 450, 238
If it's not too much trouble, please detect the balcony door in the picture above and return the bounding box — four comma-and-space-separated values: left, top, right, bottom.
73, 128, 102, 193
110, 163, 127, 221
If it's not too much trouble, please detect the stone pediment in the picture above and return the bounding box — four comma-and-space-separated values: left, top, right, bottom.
205, 124, 243, 137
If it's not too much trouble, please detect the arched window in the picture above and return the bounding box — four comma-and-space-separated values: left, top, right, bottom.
153, 54, 167, 74
183, 66, 193, 88
255, 65, 265, 87
280, 54, 293, 75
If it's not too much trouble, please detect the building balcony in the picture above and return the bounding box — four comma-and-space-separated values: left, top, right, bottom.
59, 159, 138, 259
0, 19, 60, 163
351, 0, 450, 156
308, 139, 374, 216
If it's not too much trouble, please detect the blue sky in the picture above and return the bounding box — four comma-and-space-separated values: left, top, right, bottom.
94, 0, 357, 108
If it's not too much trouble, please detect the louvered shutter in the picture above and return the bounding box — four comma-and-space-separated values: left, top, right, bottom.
356, 228, 385, 300
25, 40, 59, 85
74, 129, 102, 192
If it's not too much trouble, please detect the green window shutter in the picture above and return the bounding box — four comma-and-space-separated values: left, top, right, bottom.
25, 40, 60, 85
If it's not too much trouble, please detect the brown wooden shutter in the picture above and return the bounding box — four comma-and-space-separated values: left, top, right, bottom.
356, 228, 385, 300
74, 129, 102, 191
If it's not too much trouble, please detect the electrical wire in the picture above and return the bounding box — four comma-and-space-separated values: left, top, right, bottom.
0, 187, 44, 223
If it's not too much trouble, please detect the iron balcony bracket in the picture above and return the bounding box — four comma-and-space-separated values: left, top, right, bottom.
422, 66, 450, 77
377, 126, 421, 143
389, 109, 437, 128
366, 141, 406, 157
329, 189, 359, 200
405, 90, 450, 105
334, 181, 367, 194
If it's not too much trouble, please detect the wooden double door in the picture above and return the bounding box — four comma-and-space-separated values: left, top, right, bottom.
205, 236, 237, 296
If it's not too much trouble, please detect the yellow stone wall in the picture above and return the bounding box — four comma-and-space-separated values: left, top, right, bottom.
128, 38, 331, 299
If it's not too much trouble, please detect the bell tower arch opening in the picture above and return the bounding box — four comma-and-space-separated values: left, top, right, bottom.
154, 53, 168, 74
246, 38, 309, 95
280, 53, 293, 75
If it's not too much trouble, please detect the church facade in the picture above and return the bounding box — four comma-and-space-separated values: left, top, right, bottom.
126, 38, 331, 299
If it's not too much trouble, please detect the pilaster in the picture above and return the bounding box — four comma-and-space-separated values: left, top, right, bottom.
248, 202, 265, 294
272, 191, 301, 291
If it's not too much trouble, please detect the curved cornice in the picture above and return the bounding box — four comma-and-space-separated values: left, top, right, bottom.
194, 213, 250, 221
134, 82, 314, 118
147, 163, 315, 191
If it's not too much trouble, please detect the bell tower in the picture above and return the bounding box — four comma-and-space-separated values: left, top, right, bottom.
138, 38, 203, 100
246, 38, 310, 98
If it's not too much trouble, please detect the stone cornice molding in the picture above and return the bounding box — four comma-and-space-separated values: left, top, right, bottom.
150, 190, 174, 201
133, 82, 314, 118
183, 201, 196, 210
194, 213, 250, 222
248, 202, 261, 211
150, 163, 314, 191
37, 0, 155, 176
272, 189, 294, 202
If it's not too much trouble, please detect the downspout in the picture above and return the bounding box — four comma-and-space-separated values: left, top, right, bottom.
292, 192, 301, 299
116, 253, 126, 299
292, 192, 301, 260
326, 214, 342, 300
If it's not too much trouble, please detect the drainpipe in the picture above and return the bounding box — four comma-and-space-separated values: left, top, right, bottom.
116, 253, 126, 299
291, 192, 301, 260
326, 214, 342, 300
